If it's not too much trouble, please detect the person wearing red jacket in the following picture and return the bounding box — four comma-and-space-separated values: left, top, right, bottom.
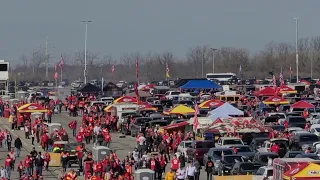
104, 132, 111, 148
68, 120, 77, 137
76, 133, 84, 143
17, 161, 24, 178
171, 155, 180, 171
4, 155, 12, 178
23, 155, 31, 176
41, 133, 49, 151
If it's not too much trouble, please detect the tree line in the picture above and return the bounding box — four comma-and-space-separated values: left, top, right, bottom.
12, 36, 320, 82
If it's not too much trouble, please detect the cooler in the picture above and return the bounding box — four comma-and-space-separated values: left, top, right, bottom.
92, 146, 111, 162
134, 169, 155, 180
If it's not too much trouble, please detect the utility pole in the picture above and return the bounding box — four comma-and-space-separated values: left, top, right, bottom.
294, 18, 299, 83
211, 48, 217, 73
45, 36, 49, 79
82, 21, 91, 84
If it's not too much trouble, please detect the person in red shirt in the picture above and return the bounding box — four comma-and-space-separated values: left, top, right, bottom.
283, 120, 288, 129
270, 143, 280, 154
305, 147, 311, 154
232, 146, 238, 154
104, 132, 111, 148
4, 154, 12, 178
17, 160, 24, 178
76, 133, 84, 143
41, 133, 49, 151
170, 155, 179, 171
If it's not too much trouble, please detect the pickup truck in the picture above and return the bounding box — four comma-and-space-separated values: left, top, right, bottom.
186, 140, 215, 165
129, 117, 152, 137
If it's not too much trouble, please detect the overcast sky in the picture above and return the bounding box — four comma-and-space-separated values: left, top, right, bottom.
1, 0, 320, 65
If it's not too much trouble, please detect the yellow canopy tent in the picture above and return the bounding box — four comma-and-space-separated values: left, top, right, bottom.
18, 103, 48, 113
283, 163, 320, 180
163, 104, 195, 115
104, 104, 113, 112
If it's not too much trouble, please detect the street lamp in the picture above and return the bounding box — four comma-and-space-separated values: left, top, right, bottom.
294, 18, 299, 83
82, 20, 92, 84
211, 48, 217, 73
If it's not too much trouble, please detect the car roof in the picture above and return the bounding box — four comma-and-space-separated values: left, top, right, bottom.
256, 152, 278, 156
259, 166, 273, 170
295, 132, 314, 136
269, 138, 288, 141
220, 137, 242, 140
310, 124, 320, 128
210, 147, 233, 151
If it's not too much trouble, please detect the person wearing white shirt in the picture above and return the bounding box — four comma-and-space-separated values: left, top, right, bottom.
185, 161, 196, 180
0, 166, 8, 179
176, 166, 186, 180
93, 125, 101, 135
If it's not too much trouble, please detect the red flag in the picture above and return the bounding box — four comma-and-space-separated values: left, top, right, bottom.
134, 83, 139, 101
111, 65, 115, 73
54, 72, 58, 80
59, 55, 64, 68
136, 58, 139, 79
193, 103, 200, 131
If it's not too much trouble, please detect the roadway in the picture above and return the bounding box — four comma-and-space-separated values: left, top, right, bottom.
0, 112, 211, 180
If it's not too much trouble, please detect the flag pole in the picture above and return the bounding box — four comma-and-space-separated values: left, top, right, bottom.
60, 67, 62, 86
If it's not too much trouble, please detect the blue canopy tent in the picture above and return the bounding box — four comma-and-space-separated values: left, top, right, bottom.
208, 103, 244, 116
179, 80, 221, 89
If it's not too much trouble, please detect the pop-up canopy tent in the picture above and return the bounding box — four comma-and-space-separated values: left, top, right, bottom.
113, 96, 138, 104
283, 163, 320, 180
291, 100, 315, 109
263, 96, 289, 105
208, 112, 231, 121
178, 79, 221, 89
208, 103, 244, 116
163, 104, 195, 115
199, 99, 224, 109
18, 103, 47, 113
254, 87, 278, 96
279, 85, 297, 94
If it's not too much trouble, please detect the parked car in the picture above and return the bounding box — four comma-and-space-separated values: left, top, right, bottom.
257, 138, 288, 157
289, 132, 319, 151
203, 147, 234, 172
177, 140, 193, 157
253, 166, 273, 180
231, 162, 263, 175
310, 124, 320, 136
295, 153, 320, 160
253, 152, 279, 166
186, 140, 215, 164
286, 116, 307, 129
250, 137, 269, 151
217, 155, 245, 176
227, 145, 255, 159
216, 137, 244, 147
283, 151, 304, 158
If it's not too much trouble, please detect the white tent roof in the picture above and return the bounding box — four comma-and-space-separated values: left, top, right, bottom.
208, 103, 244, 116
207, 112, 231, 121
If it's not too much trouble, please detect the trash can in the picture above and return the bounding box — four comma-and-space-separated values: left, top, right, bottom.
92, 146, 111, 162
134, 169, 155, 180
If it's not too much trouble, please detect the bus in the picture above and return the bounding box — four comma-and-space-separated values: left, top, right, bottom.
206, 73, 237, 82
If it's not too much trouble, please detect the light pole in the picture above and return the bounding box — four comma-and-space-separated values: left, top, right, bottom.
82, 20, 91, 84
211, 48, 217, 73
294, 18, 299, 83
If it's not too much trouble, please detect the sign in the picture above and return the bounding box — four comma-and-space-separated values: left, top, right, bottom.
272, 98, 281, 102
122, 108, 136, 111
48, 153, 61, 167
209, 102, 219, 106
28, 106, 38, 110
123, 98, 132, 102
101, 151, 107, 155
307, 170, 320, 175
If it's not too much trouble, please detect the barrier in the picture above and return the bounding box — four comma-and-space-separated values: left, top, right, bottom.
48, 153, 61, 167
214, 175, 253, 180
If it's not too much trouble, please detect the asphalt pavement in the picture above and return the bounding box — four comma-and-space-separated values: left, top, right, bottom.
0, 112, 211, 180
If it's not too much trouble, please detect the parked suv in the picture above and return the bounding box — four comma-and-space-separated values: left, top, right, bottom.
186, 140, 215, 164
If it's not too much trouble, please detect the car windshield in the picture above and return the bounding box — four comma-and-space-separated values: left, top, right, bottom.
223, 139, 243, 145
300, 135, 319, 142
315, 128, 320, 132
267, 169, 273, 176
212, 150, 233, 157
270, 114, 285, 119
271, 126, 285, 132
185, 142, 192, 148
235, 146, 252, 152
171, 92, 180, 95
289, 117, 306, 123
224, 156, 243, 163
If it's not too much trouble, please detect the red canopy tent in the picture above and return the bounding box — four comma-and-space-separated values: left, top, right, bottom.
279, 85, 297, 94
254, 87, 278, 96
137, 102, 157, 111
113, 96, 138, 103
291, 100, 315, 109
263, 96, 289, 105
199, 99, 224, 109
